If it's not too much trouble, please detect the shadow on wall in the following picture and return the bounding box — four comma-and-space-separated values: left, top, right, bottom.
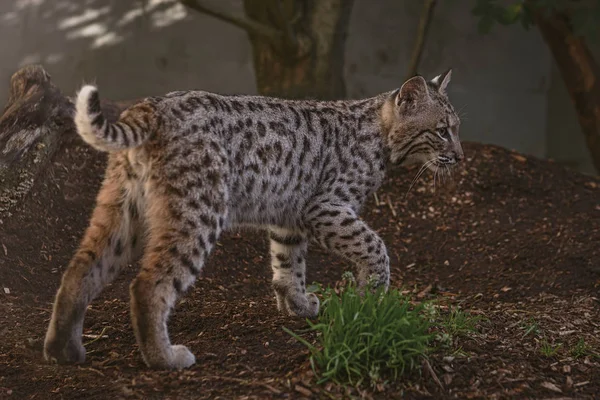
0, 0, 256, 100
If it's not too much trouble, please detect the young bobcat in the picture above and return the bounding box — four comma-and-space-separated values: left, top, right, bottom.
44, 70, 462, 369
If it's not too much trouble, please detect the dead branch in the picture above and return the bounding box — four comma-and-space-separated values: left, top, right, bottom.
180, 0, 283, 47
272, 0, 300, 53
0, 65, 130, 220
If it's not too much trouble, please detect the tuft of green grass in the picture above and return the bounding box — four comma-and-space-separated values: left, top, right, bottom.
570, 338, 592, 359
284, 276, 432, 386
440, 306, 482, 337
426, 304, 482, 351
520, 318, 540, 338
539, 339, 562, 357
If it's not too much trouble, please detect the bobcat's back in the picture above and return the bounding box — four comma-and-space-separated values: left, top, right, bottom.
78, 88, 388, 228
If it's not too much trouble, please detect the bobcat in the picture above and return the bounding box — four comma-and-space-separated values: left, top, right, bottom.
44, 70, 462, 369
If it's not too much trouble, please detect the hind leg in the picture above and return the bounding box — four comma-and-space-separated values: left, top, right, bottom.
269, 227, 319, 318
44, 155, 145, 364
129, 175, 226, 369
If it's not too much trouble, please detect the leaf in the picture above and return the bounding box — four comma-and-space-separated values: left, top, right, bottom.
497, 3, 524, 25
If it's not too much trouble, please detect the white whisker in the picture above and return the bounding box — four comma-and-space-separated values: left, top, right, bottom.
440, 165, 447, 184
405, 158, 436, 199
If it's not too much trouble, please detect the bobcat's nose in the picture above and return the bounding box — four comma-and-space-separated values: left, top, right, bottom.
453, 145, 464, 162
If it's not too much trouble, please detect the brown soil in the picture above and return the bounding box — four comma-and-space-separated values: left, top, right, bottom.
1, 140, 599, 399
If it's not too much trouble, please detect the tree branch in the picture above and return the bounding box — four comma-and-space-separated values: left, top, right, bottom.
406, 0, 437, 80
180, 0, 283, 47
273, 0, 298, 53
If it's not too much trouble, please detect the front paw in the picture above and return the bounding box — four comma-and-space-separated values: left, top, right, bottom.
305, 293, 320, 317
287, 292, 320, 319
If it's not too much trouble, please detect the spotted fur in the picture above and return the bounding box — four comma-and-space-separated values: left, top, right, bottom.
44, 70, 463, 369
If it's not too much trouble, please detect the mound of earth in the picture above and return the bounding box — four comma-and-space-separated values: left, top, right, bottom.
1, 140, 599, 399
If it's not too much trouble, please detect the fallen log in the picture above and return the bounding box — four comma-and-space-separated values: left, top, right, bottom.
0, 65, 130, 221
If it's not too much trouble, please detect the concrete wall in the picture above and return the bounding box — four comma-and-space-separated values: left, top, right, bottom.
0, 0, 256, 100
346, 0, 551, 159
0, 0, 593, 173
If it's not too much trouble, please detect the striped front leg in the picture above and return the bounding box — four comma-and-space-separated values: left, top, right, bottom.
268, 227, 319, 318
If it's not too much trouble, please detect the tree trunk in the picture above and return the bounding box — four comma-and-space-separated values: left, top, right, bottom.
243, 0, 354, 99
405, 0, 437, 80
0, 65, 129, 220
532, 9, 600, 173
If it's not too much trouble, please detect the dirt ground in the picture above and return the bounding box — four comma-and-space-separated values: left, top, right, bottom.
1, 139, 599, 399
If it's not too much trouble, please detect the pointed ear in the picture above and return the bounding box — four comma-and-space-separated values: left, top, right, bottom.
431, 68, 452, 95
395, 75, 429, 111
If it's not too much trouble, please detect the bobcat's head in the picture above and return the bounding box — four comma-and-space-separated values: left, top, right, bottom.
382, 69, 463, 171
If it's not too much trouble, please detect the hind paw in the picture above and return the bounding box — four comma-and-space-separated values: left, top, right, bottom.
44, 337, 86, 365
170, 345, 196, 369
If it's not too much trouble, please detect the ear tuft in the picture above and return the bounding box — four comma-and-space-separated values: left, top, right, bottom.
431, 68, 452, 94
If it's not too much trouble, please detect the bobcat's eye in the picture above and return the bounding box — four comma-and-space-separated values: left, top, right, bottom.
435, 127, 450, 141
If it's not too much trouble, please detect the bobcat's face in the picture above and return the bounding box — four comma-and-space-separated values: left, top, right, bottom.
382, 69, 463, 171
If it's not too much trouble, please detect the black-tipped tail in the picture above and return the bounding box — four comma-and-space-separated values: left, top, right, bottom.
74, 85, 155, 152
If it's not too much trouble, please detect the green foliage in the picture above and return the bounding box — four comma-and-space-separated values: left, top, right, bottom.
539, 339, 562, 357
570, 338, 593, 359
423, 303, 482, 351
440, 306, 482, 338
472, 1, 530, 33
520, 317, 541, 338
471, 0, 600, 36
284, 276, 432, 387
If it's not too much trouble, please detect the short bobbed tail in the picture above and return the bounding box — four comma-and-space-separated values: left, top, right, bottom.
74, 85, 156, 152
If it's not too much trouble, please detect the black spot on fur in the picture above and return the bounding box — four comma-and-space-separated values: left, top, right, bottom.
340, 217, 355, 226
173, 278, 183, 293
208, 232, 216, 244
114, 239, 123, 256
